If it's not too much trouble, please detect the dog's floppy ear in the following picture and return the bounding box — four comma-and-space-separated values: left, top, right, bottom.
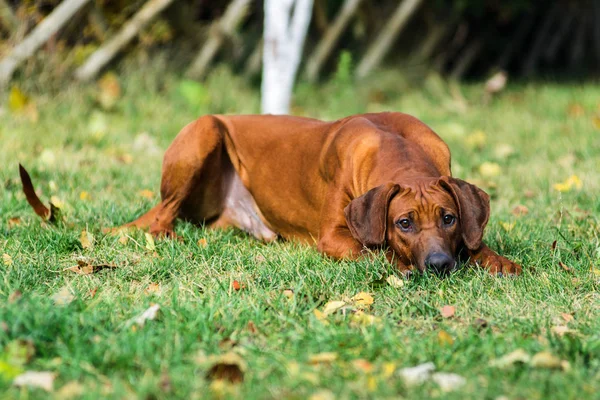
344, 183, 400, 247
438, 176, 490, 250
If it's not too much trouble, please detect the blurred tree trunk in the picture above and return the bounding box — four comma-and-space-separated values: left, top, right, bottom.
261, 0, 313, 115
75, 0, 174, 81
186, 0, 251, 80
0, 0, 91, 86
356, 0, 422, 78
305, 0, 363, 83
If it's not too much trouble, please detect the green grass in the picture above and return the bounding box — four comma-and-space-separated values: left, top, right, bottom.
1, 64, 600, 399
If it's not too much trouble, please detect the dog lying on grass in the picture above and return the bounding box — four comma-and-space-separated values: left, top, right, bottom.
120, 112, 521, 276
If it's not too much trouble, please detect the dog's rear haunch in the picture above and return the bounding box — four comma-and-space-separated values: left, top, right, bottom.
123, 112, 521, 276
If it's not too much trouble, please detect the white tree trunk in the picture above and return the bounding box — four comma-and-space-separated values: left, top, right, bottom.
0, 0, 91, 86
261, 0, 313, 115
75, 0, 174, 81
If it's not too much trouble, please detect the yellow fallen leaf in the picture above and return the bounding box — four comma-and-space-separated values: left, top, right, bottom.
118, 233, 129, 245
322, 300, 346, 316
437, 330, 454, 346
139, 189, 154, 199
8, 86, 29, 111
50, 196, 65, 209
308, 352, 338, 365
494, 143, 515, 159
80, 230, 94, 249
352, 292, 374, 306
3, 253, 13, 266
500, 221, 515, 232
313, 309, 329, 325
489, 348, 530, 368
567, 103, 585, 118
530, 351, 562, 369
386, 275, 405, 289
592, 116, 600, 130
367, 376, 377, 392
351, 311, 381, 327
97, 72, 121, 110
479, 162, 502, 178
465, 130, 486, 150
382, 362, 396, 378
309, 389, 335, 400
553, 175, 583, 192
145, 233, 156, 251
79, 191, 90, 201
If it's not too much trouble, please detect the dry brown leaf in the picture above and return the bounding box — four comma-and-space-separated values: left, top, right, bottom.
440, 305, 455, 318
559, 261, 574, 274
8, 217, 21, 228
308, 352, 338, 365
246, 321, 258, 334
19, 165, 58, 222
567, 103, 585, 118
352, 359, 374, 373
65, 260, 116, 275
197, 238, 208, 247
561, 313, 574, 323
8, 290, 22, 303
512, 205, 529, 216
97, 72, 121, 110
13, 371, 55, 392
206, 352, 246, 384
145, 283, 161, 295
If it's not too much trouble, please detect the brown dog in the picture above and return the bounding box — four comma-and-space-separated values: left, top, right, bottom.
124, 112, 521, 275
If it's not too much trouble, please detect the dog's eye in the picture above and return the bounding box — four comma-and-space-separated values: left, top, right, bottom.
443, 214, 456, 226
396, 219, 411, 231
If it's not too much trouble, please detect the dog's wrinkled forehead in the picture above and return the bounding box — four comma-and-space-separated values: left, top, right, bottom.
392, 179, 457, 214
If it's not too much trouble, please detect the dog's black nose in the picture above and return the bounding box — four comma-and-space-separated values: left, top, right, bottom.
425, 252, 454, 272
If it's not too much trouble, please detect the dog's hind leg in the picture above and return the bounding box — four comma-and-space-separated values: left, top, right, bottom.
122, 116, 227, 237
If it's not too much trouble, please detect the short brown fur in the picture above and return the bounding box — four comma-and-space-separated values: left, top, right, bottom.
123, 112, 521, 275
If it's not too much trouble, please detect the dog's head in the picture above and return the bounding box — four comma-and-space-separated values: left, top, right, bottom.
344, 177, 490, 273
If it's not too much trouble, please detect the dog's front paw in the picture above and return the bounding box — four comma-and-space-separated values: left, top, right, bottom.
481, 254, 522, 276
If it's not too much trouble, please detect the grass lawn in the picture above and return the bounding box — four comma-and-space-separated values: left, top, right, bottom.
1, 64, 600, 399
